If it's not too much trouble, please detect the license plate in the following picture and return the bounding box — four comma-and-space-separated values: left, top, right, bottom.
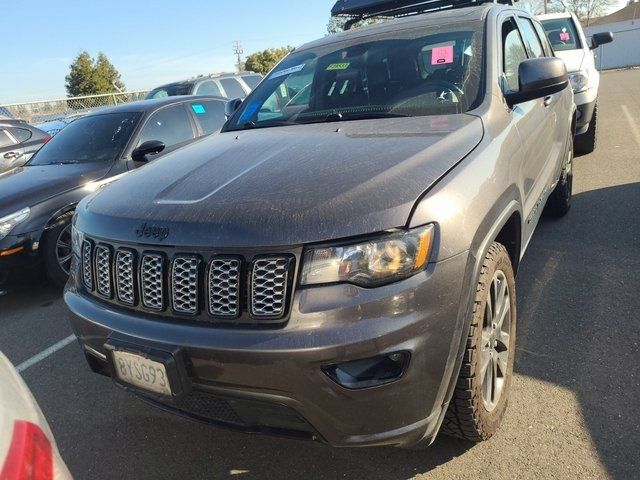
112, 351, 172, 396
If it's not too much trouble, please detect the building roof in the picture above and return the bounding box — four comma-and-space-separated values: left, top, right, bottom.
588, 3, 640, 26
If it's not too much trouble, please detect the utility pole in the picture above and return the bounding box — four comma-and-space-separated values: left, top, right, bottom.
233, 41, 244, 72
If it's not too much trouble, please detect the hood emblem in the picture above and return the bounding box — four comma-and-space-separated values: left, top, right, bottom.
135, 223, 169, 241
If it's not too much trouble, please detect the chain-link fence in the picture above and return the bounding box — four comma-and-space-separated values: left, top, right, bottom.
0, 91, 150, 133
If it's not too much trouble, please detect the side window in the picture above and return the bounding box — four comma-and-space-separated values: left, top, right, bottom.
190, 101, 226, 135
9, 127, 33, 143
532, 21, 554, 56
502, 19, 529, 92
519, 18, 545, 58
219, 78, 247, 98
195, 80, 223, 97
241, 75, 263, 90
137, 105, 195, 149
0, 129, 16, 148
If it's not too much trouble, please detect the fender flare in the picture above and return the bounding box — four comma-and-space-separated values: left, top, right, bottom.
429, 199, 522, 443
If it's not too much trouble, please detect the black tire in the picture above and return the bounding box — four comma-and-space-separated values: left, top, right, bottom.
544, 134, 573, 218
575, 102, 597, 155
43, 212, 74, 287
440, 242, 517, 442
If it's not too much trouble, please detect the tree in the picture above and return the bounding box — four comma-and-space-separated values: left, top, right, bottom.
65, 51, 126, 97
65, 51, 96, 97
551, 0, 617, 24
327, 16, 384, 35
93, 52, 126, 93
244, 47, 294, 75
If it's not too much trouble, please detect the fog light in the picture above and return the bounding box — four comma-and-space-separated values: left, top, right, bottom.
323, 352, 409, 389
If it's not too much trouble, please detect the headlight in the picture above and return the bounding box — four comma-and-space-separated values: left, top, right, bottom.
568, 71, 589, 93
0, 207, 30, 240
300, 224, 434, 287
71, 225, 84, 257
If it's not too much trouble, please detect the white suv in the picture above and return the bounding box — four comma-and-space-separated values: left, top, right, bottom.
540, 12, 613, 154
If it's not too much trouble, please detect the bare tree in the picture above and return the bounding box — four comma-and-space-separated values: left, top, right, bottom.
551, 0, 618, 25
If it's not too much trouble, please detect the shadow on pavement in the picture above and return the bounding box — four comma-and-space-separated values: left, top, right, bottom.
515, 182, 640, 479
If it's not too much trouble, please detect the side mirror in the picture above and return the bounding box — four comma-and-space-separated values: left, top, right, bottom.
590, 31, 614, 49
504, 57, 568, 107
131, 140, 165, 162
225, 98, 243, 118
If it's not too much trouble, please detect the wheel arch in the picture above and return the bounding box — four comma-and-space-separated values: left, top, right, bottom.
428, 199, 523, 444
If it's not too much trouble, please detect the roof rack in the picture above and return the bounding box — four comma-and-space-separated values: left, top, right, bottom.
332, 0, 516, 28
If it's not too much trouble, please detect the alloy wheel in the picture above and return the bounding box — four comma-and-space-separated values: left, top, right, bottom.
480, 270, 511, 412
56, 224, 73, 276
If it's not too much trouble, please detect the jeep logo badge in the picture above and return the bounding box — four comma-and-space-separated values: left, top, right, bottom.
135, 223, 169, 241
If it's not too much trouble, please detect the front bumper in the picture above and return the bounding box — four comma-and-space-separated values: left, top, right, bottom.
0, 232, 41, 275
573, 91, 597, 134
66, 251, 470, 447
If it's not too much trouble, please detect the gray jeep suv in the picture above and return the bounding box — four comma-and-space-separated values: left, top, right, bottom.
65, 0, 574, 448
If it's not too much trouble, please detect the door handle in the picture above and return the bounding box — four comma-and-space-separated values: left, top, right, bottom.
544, 95, 554, 107
3, 151, 21, 160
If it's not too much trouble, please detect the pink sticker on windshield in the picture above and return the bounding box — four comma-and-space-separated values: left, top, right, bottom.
431, 46, 454, 65
560, 32, 570, 41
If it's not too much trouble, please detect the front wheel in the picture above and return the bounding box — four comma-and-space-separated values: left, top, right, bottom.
440, 242, 517, 442
43, 213, 74, 287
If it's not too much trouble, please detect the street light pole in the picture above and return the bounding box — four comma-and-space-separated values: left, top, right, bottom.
233, 41, 244, 72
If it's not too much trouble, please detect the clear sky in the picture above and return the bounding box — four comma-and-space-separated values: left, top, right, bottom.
0, 0, 628, 104
0, 0, 335, 104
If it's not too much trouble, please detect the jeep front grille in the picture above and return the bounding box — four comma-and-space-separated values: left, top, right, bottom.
94, 245, 112, 298
81, 240, 93, 290
171, 257, 199, 314
79, 239, 294, 324
251, 258, 291, 317
208, 258, 240, 317
115, 250, 135, 305
141, 254, 164, 311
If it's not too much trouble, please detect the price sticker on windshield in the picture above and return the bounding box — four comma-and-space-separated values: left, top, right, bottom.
431, 46, 454, 65
326, 62, 351, 71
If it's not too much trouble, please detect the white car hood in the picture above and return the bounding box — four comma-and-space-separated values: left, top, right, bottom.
554, 49, 586, 73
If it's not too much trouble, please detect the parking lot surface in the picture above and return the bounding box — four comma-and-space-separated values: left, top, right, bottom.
1, 69, 639, 480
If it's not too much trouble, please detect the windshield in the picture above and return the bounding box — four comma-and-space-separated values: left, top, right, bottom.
29, 112, 140, 165
225, 24, 483, 132
146, 83, 193, 99
541, 18, 582, 52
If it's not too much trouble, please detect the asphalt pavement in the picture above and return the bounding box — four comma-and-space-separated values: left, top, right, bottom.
1, 69, 639, 480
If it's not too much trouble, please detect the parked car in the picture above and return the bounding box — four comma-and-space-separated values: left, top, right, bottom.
0, 96, 227, 287
66, 0, 574, 448
540, 12, 613, 154
0, 351, 71, 479
0, 120, 51, 173
35, 112, 90, 137
145, 72, 263, 100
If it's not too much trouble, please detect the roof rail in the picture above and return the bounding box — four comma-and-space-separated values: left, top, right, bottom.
332, 0, 516, 26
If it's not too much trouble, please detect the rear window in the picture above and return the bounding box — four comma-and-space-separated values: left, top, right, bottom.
190, 101, 226, 135
30, 112, 140, 165
220, 78, 247, 98
146, 83, 193, 99
0, 130, 15, 148
541, 18, 582, 51
194, 80, 223, 97
8, 127, 32, 143
241, 75, 263, 90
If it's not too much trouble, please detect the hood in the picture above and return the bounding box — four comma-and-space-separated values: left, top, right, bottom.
0, 163, 111, 218
554, 50, 586, 73
79, 115, 483, 247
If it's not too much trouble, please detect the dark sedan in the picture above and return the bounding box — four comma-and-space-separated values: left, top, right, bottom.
0, 96, 227, 287
0, 120, 51, 173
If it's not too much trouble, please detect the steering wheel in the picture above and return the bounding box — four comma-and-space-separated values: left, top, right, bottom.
394, 79, 465, 109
